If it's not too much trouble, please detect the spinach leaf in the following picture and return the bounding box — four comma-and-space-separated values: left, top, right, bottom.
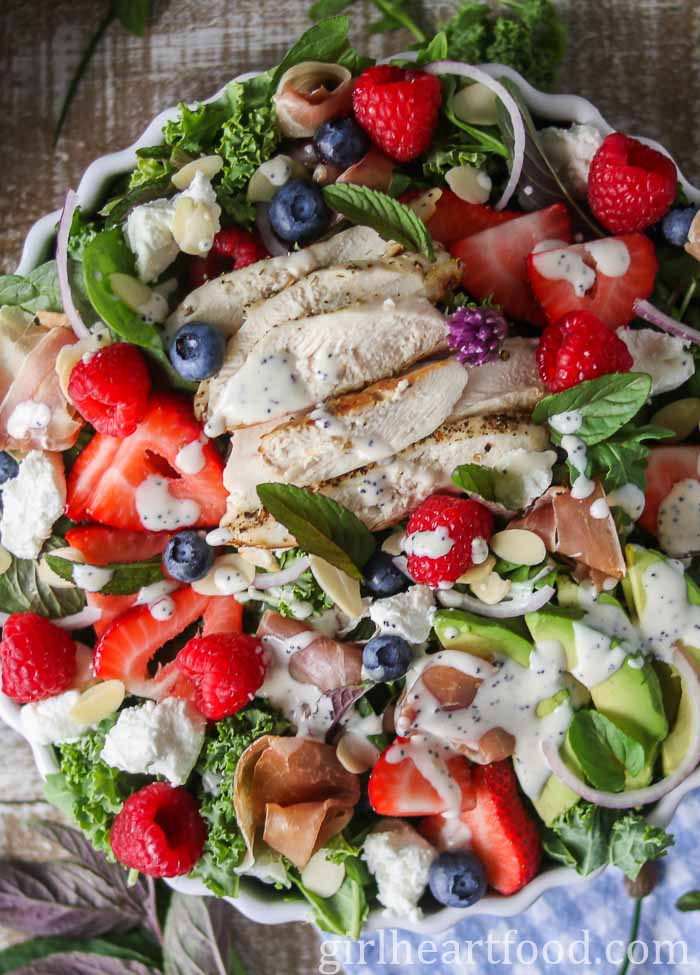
290, 855, 369, 939
567, 709, 645, 792
44, 555, 163, 596
441, 76, 509, 159
0, 261, 63, 314
322, 184, 434, 259
0, 539, 85, 618
452, 463, 497, 501
532, 373, 653, 446
256, 484, 376, 580
273, 16, 353, 84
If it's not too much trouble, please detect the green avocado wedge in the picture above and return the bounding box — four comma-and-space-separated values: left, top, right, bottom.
432, 608, 532, 668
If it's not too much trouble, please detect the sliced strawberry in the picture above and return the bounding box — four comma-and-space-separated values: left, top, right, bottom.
425, 190, 520, 245
640, 445, 700, 536
450, 204, 572, 325
94, 586, 209, 693
202, 596, 244, 636
459, 760, 542, 895
527, 233, 658, 328
87, 592, 139, 638
66, 526, 174, 566
368, 737, 475, 817
66, 393, 227, 531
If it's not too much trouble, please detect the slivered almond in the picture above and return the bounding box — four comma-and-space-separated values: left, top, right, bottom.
336, 732, 379, 775
457, 554, 496, 585
70, 680, 125, 727
471, 572, 511, 605
172, 197, 217, 255
0, 545, 11, 575
237, 547, 280, 571
490, 529, 546, 566
109, 272, 152, 310
309, 555, 363, 618
452, 83, 499, 125
406, 187, 442, 223
192, 554, 255, 595
381, 530, 404, 556
171, 154, 224, 190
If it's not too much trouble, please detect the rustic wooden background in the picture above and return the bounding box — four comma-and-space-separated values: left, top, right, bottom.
1, 0, 700, 971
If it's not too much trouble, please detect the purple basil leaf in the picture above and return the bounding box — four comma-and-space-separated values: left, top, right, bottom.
13, 954, 159, 975
162, 893, 245, 975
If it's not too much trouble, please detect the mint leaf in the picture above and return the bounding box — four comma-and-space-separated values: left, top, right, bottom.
532, 373, 653, 446
567, 709, 645, 792
322, 184, 434, 259
44, 555, 163, 596
452, 463, 497, 500
587, 423, 674, 493
0, 539, 85, 618
0, 935, 159, 973
677, 891, 700, 912
256, 483, 376, 580
273, 16, 352, 83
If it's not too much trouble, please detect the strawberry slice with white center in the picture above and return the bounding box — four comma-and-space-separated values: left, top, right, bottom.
202, 595, 244, 636
66, 393, 226, 530
368, 736, 475, 816
450, 203, 572, 325
87, 592, 140, 638
66, 526, 174, 565
640, 445, 700, 537
527, 233, 658, 328
417, 189, 520, 245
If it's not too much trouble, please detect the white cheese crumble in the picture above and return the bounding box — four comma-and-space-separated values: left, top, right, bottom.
0, 450, 66, 559
618, 328, 694, 395
362, 827, 436, 921
20, 690, 89, 745
101, 698, 206, 785
369, 585, 435, 644
538, 123, 605, 197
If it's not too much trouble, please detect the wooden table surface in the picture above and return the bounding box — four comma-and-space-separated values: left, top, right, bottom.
1, 1, 700, 970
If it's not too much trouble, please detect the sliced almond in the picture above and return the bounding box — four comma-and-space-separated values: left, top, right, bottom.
171, 154, 224, 190
381, 530, 404, 557
300, 849, 346, 898
471, 572, 511, 605
172, 197, 217, 255
451, 82, 500, 125
309, 554, 363, 618
456, 553, 496, 585
490, 529, 546, 566
651, 398, 700, 443
685, 211, 700, 261
55, 333, 109, 401
38, 546, 85, 589
446, 164, 492, 204
109, 272, 152, 310
406, 187, 443, 223
192, 553, 255, 595
237, 547, 280, 572
69, 679, 125, 727
0, 545, 11, 575
336, 731, 380, 775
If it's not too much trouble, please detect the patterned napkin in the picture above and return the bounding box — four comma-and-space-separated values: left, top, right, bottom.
335, 792, 700, 974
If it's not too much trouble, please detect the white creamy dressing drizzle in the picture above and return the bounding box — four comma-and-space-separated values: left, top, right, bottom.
636, 560, 700, 663
531, 239, 630, 296
549, 410, 583, 435
135, 579, 179, 620
175, 439, 206, 475
72, 563, 114, 593
657, 478, 700, 557
213, 563, 250, 595
219, 349, 328, 426
149, 597, 176, 620
7, 401, 52, 441
583, 239, 631, 277
607, 483, 646, 521
384, 731, 465, 818
560, 434, 595, 499
135, 475, 201, 530
531, 239, 570, 254
309, 407, 394, 465
589, 497, 610, 520
404, 528, 454, 560
258, 628, 334, 737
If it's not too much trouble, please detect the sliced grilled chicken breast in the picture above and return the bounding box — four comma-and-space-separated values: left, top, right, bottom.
208, 253, 461, 404
167, 225, 390, 336
259, 358, 468, 484
450, 337, 545, 420
208, 296, 449, 431
222, 415, 550, 547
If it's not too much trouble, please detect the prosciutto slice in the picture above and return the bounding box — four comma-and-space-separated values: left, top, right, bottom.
0, 310, 82, 451
273, 62, 354, 138
257, 611, 363, 692
510, 483, 626, 579
233, 735, 360, 869
337, 148, 395, 192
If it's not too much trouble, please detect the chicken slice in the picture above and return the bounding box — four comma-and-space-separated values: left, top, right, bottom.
450, 337, 545, 420
167, 225, 391, 336
259, 358, 468, 484
222, 414, 551, 547
208, 296, 449, 431
206, 253, 461, 412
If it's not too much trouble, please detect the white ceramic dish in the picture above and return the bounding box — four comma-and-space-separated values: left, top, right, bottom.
3, 59, 700, 935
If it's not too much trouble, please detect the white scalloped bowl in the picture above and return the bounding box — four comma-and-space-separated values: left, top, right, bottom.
2, 60, 700, 935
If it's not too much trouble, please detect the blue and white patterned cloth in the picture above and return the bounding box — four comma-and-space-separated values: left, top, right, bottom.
330, 793, 700, 974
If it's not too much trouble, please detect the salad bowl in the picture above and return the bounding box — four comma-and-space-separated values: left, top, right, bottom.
2, 46, 700, 937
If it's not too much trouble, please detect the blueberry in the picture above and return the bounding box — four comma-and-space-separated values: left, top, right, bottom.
428, 851, 487, 908
163, 530, 214, 582
362, 635, 412, 682
363, 551, 409, 597
662, 207, 697, 247
268, 180, 330, 244
313, 118, 370, 170
0, 452, 19, 485
169, 322, 225, 381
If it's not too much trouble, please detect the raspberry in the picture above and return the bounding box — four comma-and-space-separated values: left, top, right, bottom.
110, 782, 206, 877
0, 613, 77, 703
405, 495, 494, 588
68, 342, 151, 437
536, 310, 634, 393
352, 66, 442, 163
188, 227, 267, 289
176, 632, 267, 720
588, 133, 677, 233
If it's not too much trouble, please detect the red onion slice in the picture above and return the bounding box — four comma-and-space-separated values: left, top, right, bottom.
633, 298, 700, 347
56, 190, 90, 339
436, 584, 555, 618
253, 556, 310, 590
255, 204, 291, 257
424, 61, 525, 211
542, 648, 700, 809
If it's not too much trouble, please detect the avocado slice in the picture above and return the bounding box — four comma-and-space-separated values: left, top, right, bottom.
532, 736, 581, 825
663, 680, 693, 775
433, 608, 532, 667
